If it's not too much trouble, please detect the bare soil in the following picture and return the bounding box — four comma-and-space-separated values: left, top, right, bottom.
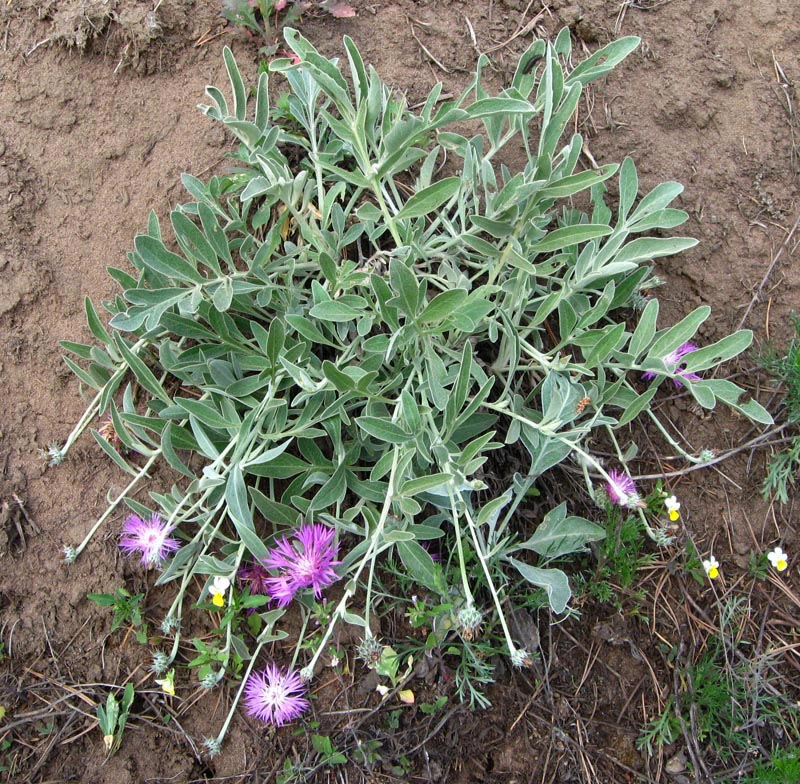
0, 1, 798, 782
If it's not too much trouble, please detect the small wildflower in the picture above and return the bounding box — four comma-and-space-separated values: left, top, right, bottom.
119, 513, 179, 569
606, 469, 642, 509
243, 663, 309, 727
274, 0, 287, 9
767, 546, 788, 572
703, 556, 720, 580
643, 342, 701, 387
664, 495, 681, 522
62, 545, 78, 564
151, 651, 170, 675
262, 523, 341, 607
155, 669, 176, 696
208, 575, 231, 608
203, 737, 222, 758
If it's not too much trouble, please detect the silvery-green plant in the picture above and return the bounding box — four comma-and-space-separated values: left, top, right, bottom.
56, 28, 771, 740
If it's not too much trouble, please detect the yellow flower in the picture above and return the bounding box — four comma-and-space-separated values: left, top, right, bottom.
703, 556, 720, 580
664, 495, 681, 522
767, 546, 788, 572
209, 575, 231, 608
155, 669, 176, 696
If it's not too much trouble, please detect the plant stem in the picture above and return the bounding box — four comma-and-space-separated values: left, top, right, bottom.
72, 450, 161, 559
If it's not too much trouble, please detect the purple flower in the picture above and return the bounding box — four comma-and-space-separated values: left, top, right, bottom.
243, 663, 309, 726
238, 561, 272, 597
642, 342, 701, 387
606, 469, 641, 509
119, 513, 179, 568
262, 523, 341, 607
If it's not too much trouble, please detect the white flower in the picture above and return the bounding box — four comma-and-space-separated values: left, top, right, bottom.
767, 547, 788, 572
702, 556, 720, 580
209, 575, 231, 608
664, 495, 681, 522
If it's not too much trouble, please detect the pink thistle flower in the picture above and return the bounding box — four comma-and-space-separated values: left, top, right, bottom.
274, 0, 288, 10
243, 663, 309, 726
262, 523, 340, 607
642, 341, 701, 387
606, 469, 641, 509
119, 513, 179, 568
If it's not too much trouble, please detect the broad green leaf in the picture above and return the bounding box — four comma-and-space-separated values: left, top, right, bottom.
508, 558, 571, 614
113, 335, 172, 405
134, 234, 204, 284
250, 488, 300, 528
532, 224, 612, 254
309, 300, 361, 322
91, 429, 138, 476
175, 397, 237, 429
401, 474, 452, 497
584, 322, 626, 368
612, 237, 697, 266
286, 314, 339, 348
566, 36, 640, 86
648, 306, 710, 361
161, 422, 195, 478
356, 416, 411, 444
615, 386, 658, 427
466, 97, 536, 117
693, 379, 772, 424
223, 46, 248, 121
469, 215, 512, 238
538, 164, 617, 199
628, 181, 684, 222
618, 157, 638, 221
245, 453, 310, 479
682, 330, 752, 372
311, 463, 348, 510
389, 259, 420, 319
628, 298, 659, 359
225, 466, 270, 561
419, 289, 468, 324
397, 540, 443, 594
85, 297, 112, 344
395, 177, 461, 220
519, 502, 605, 558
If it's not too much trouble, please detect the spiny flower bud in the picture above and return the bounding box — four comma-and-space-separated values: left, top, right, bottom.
151, 651, 170, 675
457, 605, 483, 642
356, 635, 384, 669
510, 648, 534, 669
